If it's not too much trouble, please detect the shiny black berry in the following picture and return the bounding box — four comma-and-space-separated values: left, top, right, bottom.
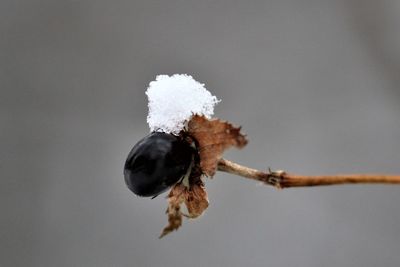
124, 132, 194, 197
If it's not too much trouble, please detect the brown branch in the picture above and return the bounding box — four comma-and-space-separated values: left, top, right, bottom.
217, 158, 400, 188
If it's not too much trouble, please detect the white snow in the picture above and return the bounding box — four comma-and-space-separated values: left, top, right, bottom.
146, 74, 220, 135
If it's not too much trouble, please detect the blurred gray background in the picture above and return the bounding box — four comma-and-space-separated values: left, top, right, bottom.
1, 0, 400, 266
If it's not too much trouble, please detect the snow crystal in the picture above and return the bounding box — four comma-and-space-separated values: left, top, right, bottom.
146, 74, 220, 135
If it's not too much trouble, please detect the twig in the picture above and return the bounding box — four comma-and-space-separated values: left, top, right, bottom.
217, 158, 400, 188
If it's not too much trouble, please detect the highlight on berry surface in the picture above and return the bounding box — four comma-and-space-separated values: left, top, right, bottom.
124, 74, 400, 238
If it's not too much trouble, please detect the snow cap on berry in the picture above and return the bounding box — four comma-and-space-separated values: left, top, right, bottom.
146, 74, 220, 135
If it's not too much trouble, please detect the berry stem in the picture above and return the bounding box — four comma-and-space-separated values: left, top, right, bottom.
217, 158, 400, 188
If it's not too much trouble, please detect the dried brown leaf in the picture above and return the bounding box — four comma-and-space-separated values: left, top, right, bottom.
161, 115, 245, 237
160, 180, 209, 237
188, 115, 248, 177
184, 183, 209, 218
159, 184, 185, 238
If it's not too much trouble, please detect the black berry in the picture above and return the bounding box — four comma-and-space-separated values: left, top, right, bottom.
124, 132, 194, 197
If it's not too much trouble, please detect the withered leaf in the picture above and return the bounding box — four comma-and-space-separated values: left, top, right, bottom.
188, 115, 248, 177
184, 183, 209, 219
159, 184, 185, 238
161, 115, 246, 237
160, 181, 209, 237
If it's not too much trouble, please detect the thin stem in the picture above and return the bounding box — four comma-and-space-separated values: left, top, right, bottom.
217, 158, 400, 188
